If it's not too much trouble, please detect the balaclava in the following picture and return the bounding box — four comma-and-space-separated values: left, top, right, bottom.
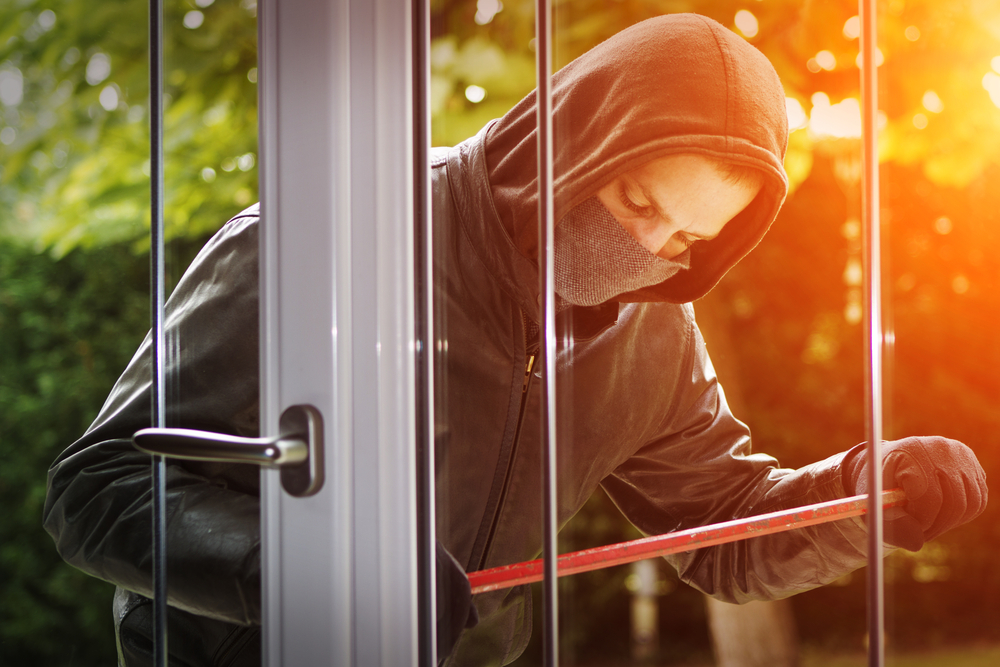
484, 13, 790, 304
553, 196, 690, 306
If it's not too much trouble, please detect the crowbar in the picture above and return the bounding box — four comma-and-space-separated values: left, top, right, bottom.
468, 488, 906, 594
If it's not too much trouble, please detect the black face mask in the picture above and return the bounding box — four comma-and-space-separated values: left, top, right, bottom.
553, 197, 689, 306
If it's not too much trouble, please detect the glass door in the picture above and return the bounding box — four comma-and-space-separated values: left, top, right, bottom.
881, 0, 999, 664
125, 1, 995, 666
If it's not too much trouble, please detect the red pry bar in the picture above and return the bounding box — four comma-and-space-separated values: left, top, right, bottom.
468, 488, 907, 594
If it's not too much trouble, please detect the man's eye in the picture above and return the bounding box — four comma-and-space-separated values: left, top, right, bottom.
618, 184, 653, 216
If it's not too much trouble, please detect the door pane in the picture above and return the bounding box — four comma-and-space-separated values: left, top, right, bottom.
546, 3, 872, 665
880, 0, 999, 663
428, 2, 991, 666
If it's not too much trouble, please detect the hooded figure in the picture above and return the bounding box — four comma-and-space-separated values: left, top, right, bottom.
43, 13, 985, 667
488, 13, 787, 304
434, 13, 984, 664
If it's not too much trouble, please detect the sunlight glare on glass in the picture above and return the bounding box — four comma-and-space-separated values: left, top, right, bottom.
237, 152, 256, 171
844, 293, 863, 324
854, 48, 885, 68
816, 50, 836, 71
786, 97, 807, 130
37, 9, 56, 31
843, 257, 862, 286
735, 10, 759, 38
905, 25, 921, 41
0, 67, 24, 106
474, 0, 503, 25
184, 10, 205, 29
922, 90, 943, 113
465, 85, 487, 103
808, 94, 862, 139
99, 85, 119, 111
981, 72, 1000, 108
85, 53, 111, 86
812, 92, 830, 107
843, 15, 860, 40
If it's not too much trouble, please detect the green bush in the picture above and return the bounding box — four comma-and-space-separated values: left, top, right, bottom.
0, 238, 149, 665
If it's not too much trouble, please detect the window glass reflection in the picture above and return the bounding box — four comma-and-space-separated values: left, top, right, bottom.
880, 0, 1000, 662
433, 1, 990, 665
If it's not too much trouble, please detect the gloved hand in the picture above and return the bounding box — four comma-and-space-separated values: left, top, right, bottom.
842, 436, 987, 551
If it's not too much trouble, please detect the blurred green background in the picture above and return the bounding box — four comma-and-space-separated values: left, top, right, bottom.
4, 0, 1000, 664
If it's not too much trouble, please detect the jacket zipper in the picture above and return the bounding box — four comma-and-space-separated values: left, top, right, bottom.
475, 311, 537, 571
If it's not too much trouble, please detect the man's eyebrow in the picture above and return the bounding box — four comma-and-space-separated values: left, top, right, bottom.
636, 180, 673, 226
636, 181, 719, 242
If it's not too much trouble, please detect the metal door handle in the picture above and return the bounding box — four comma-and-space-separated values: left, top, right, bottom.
133, 404, 324, 497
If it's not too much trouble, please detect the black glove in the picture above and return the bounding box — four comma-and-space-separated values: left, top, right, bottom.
843, 436, 988, 551
436, 541, 479, 662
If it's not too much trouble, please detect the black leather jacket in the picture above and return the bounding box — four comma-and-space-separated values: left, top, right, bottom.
44, 133, 871, 666
434, 133, 868, 665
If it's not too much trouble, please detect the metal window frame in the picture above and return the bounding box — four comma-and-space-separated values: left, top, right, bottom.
859, 0, 886, 665
534, 0, 559, 665
148, 0, 168, 664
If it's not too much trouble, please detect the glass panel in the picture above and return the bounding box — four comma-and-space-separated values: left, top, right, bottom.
429, 1, 545, 663
540, 3, 882, 666
32, 0, 260, 664
425, 1, 990, 666
545, 3, 866, 664
880, 0, 997, 664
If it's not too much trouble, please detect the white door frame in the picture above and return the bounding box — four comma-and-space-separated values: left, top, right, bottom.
258, 1, 419, 664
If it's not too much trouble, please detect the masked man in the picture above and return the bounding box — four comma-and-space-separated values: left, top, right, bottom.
44, 14, 986, 667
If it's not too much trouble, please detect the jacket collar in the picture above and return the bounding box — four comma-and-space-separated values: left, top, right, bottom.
447, 125, 541, 320
446, 126, 620, 340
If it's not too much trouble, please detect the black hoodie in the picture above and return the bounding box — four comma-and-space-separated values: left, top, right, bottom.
486, 13, 789, 303
436, 15, 868, 666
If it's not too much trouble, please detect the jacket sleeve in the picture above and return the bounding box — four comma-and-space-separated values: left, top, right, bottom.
42, 209, 265, 625
602, 310, 869, 604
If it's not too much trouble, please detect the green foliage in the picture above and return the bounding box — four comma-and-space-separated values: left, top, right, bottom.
0, 0, 257, 255
0, 237, 150, 664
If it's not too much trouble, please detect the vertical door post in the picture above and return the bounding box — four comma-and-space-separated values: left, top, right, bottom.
535, 0, 559, 665
859, 0, 885, 664
259, 0, 418, 664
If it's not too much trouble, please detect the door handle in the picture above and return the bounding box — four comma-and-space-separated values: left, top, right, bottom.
133, 404, 324, 497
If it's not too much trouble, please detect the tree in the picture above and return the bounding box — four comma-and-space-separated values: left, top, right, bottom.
0, 0, 258, 255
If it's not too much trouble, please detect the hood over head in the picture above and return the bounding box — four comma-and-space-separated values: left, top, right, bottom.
485, 13, 789, 304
